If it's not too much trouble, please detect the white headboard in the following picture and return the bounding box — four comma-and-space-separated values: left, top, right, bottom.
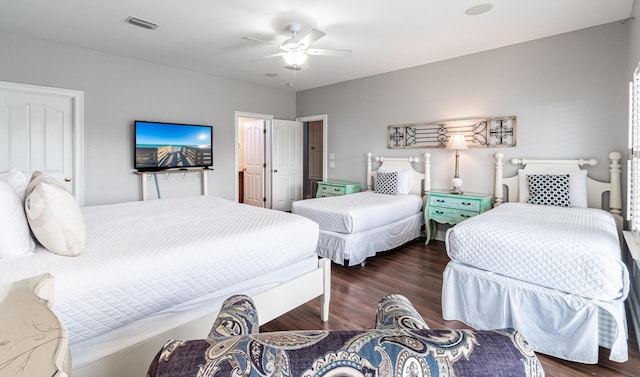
366, 153, 431, 197
494, 152, 622, 226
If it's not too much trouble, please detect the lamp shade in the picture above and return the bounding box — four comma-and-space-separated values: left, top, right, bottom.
283, 51, 308, 66
446, 134, 469, 150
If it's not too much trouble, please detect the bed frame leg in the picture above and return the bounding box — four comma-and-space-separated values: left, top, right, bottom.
319, 258, 331, 321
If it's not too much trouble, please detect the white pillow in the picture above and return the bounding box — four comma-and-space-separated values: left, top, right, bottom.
378, 168, 413, 194
0, 181, 36, 259
517, 169, 588, 208
0, 167, 29, 202
24, 171, 85, 257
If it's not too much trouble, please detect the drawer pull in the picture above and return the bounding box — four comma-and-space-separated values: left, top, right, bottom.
334, 188, 340, 191
460, 214, 471, 218
436, 199, 445, 203
435, 210, 445, 214
461, 202, 471, 206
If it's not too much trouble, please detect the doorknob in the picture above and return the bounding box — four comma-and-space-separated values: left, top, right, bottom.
273, 169, 278, 173
64, 177, 72, 182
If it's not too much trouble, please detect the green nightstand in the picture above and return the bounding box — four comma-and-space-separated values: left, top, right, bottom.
316, 181, 360, 198
425, 190, 492, 243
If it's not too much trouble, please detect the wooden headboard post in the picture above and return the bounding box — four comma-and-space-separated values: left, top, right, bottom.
494, 153, 505, 206
366, 153, 373, 191
608, 151, 623, 226
423, 153, 431, 196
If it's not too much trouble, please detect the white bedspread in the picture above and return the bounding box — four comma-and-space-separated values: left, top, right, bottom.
292, 191, 423, 234
446, 203, 628, 301
0, 196, 319, 347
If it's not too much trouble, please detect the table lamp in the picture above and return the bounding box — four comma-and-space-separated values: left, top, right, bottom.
446, 134, 469, 194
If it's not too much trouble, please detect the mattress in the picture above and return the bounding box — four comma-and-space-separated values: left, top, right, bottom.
292, 191, 423, 234
446, 203, 629, 301
0, 196, 319, 348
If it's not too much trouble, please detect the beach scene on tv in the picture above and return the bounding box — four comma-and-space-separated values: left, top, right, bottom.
135, 122, 212, 170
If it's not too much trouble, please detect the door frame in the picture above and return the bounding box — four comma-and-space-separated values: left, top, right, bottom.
235, 111, 273, 204
0, 80, 85, 205
297, 114, 328, 183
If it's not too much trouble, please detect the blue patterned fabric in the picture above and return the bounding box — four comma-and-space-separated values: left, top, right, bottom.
147, 295, 545, 377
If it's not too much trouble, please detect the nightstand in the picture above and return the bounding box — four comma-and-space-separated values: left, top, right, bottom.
425, 190, 492, 243
316, 181, 360, 198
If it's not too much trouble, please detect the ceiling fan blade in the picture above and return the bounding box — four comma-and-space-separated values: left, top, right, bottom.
296, 28, 326, 48
242, 36, 281, 47
249, 52, 285, 63
306, 48, 352, 57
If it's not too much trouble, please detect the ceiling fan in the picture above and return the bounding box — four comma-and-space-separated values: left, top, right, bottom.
242, 24, 352, 68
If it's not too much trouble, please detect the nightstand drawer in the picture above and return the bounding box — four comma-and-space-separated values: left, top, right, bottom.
428, 207, 478, 224
316, 181, 360, 198
428, 195, 480, 212
318, 185, 347, 195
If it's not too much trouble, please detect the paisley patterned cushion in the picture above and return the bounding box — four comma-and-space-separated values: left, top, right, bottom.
147, 294, 544, 377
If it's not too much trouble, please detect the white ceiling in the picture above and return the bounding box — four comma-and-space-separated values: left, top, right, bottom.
0, 0, 634, 91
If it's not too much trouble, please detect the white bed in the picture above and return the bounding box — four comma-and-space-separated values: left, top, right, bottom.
292, 153, 430, 266
0, 195, 330, 377
442, 152, 629, 364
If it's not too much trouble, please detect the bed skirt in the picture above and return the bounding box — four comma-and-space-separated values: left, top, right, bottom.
442, 261, 628, 363
317, 213, 421, 266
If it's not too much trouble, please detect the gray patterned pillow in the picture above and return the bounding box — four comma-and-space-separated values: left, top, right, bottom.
375, 171, 398, 195
527, 174, 570, 207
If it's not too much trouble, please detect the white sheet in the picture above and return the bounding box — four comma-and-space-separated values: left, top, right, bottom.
317, 213, 422, 265
446, 203, 628, 301
292, 191, 423, 234
0, 196, 319, 349
442, 261, 628, 363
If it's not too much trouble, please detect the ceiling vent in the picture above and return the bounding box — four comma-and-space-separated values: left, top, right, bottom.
125, 16, 159, 30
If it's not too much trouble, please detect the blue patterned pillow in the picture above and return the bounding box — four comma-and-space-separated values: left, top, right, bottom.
527, 174, 570, 207
375, 171, 398, 195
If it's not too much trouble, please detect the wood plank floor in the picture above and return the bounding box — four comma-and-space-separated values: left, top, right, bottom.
261, 239, 640, 377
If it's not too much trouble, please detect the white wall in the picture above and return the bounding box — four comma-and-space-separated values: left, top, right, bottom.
0, 31, 295, 205
297, 22, 629, 197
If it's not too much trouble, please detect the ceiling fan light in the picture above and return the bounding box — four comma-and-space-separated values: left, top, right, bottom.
283, 51, 308, 66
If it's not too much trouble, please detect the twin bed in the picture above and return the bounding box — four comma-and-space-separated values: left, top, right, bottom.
292, 152, 431, 266
443, 152, 628, 363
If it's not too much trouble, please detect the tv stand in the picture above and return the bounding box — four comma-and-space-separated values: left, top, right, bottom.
135, 168, 209, 201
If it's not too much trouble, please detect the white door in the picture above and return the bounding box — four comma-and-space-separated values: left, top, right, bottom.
0, 83, 82, 202
271, 119, 303, 211
243, 119, 265, 207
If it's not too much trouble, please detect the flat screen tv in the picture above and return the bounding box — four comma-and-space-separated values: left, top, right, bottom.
134, 120, 213, 171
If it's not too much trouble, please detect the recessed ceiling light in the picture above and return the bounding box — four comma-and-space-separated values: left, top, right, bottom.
265, 73, 278, 77
286, 83, 294, 87
465, 3, 493, 16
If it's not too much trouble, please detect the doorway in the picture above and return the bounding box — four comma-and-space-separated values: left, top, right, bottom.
298, 114, 328, 199
235, 112, 327, 210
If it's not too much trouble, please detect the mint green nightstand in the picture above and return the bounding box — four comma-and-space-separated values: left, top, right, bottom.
425, 190, 492, 243
316, 181, 360, 198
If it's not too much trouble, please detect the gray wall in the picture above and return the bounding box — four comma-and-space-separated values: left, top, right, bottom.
297, 22, 630, 197
0, 31, 295, 205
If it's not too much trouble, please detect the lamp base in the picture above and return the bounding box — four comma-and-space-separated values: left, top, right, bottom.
451, 177, 463, 195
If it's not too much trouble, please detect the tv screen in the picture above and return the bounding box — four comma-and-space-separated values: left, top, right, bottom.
134, 121, 213, 171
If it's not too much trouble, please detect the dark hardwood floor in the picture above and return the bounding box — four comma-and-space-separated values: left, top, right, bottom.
261, 239, 640, 377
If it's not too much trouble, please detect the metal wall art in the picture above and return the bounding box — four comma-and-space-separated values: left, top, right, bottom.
387, 116, 517, 149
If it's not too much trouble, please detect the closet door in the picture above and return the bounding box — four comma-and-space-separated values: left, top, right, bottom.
0, 81, 83, 204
